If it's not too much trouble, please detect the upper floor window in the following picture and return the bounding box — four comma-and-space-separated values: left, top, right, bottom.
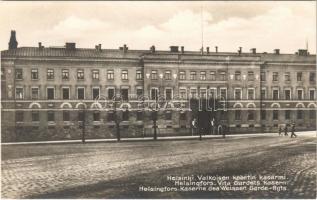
92, 69, 99, 80
310, 90, 315, 100
200, 71, 206, 80
16, 111, 24, 122
62, 69, 69, 80
297, 89, 303, 100
234, 88, 242, 100
121, 70, 128, 80
190, 71, 196, 80
165, 70, 171, 80
248, 71, 254, 81
136, 70, 143, 80
151, 70, 157, 80
77, 69, 84, 80
32, 111, 39, 122
15, 69, 23, 80
47, 69, 54, 80
272, 72, 278, 81
107, 70, 114, 80
179, 71, 186, 80
285, 89, 291, 100
273, 89, 279, 100
31, 69, 38, 80
220, 72, 226, 81
284, 72, 290, 82
260, 72, 266, 81
261, 89, 266, 99
247, 89, 255, 100
15, 87, 24, 99
77, 87, 85, 100
310, 72, 315, 82
297, 72, 302, 81
235, 71, 241, 81
210, 71, 215, 80
62, 88, 70, 100
47, 88, 55, 100
47, 111, 55, 122
31, 87, 39, 99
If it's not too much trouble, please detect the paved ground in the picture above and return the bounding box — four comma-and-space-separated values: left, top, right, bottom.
1, 132, 316, 199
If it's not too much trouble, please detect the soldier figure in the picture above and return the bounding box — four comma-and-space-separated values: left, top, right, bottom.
284, 125, 288, 136
291, 123, 297, 138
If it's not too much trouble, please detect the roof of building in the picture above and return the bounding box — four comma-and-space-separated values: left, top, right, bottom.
1, 47, 316, 63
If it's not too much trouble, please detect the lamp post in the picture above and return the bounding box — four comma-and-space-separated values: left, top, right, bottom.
81, 105, 86, 144
114, 97, 121, 142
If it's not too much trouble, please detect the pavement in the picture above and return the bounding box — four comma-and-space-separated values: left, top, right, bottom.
2, 131, 316, 145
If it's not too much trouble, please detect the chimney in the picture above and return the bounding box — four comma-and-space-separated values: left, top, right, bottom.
123, 44, 128, 53
181, 46, 184, 54
95, 44, 102, 51
298, 49, 308, 56
150, 45, 155, 53
206, 47, 210, 54
250, 48, 256, 54
38, 42, 44, 50
170, 46, 179, 53
238, 47, 242, 55
215, 46, 218, 53
65, 42, 76, 50
8, 30, 18, 50
274, 49, 280, 55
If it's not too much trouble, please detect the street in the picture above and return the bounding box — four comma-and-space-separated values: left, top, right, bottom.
1, 132, 316, 199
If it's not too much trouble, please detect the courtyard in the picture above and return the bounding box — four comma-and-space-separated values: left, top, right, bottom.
1, 132, 316, 199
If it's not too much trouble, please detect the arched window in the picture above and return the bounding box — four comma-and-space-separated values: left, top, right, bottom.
296, 104, 305, 120
247, 103, 256, 121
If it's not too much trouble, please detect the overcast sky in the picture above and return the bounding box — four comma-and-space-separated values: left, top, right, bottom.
0, 1, 315, 53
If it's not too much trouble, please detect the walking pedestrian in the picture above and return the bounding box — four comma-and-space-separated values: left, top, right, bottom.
278, 126, 282, 136
291, 123, 297, 138
210, 118, 214, 135
191, 118, 197, 136
284, 125, 288, 136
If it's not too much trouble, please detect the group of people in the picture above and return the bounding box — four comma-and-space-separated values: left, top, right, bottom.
279, 123, 297, 138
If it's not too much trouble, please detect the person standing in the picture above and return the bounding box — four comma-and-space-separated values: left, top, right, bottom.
210, 118, 214, 135
284, 125, 288, 136
191, 118, 197, 136
278, 126, 282, 136
291, 123, 297, 138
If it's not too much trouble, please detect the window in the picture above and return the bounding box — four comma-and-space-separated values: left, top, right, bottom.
92, 70, 99, 80
297, 110, 303, 119
47, 88, 55, 100
77, 88, 85, 100
179, 88, 187, 99
121, 89, 129, 101
200, 89, 207, 98
15, 69, 23, 80
63, 111, 70, 121
220, 72, 226, 81
136, 111, 143, 121
220, 88, 227, 99
122, 110, 129, 121
151, 88, 158, 100
31, 69, 38, 80
47, 111, 55, 122
93, 111, 100, 121
285, 89, 291, 100
32, 111, 39, 122
235, 71, 241, 81
310, 90, 315, 100
30, 87, 39, 99
77, 69, 84, 80
247, 89, 254, 100
234, 89, 242, 100
285, 110, 291, 120
273, 72, 278, 81
261, 110, 266, 120
92, 87, 100, 99
151, 70, 158, 80
248, 110, 255, 120
62, 88, 69, 100
15, 87, 24, 99
235, 110, 241, 120
121, 70, 128, 80
297, 89, 303, 100
165, 111, 172, 120
107, 70, 114, 80
165, 70, 171, 80
260, 72, 266, 81
47, 69, 54, 80
273, 110, 278, 120
136, 70, 143, 80
209, 71, 215, 80
190, 71, 196, 80
310, 72, 315, 82
248, 71, 254, 81
136, 88, 143, 97
107, 112, 115, 121
16, 111, 24, 122
273, 89, 279, 100
190, 89, 197, 98
261, 89, 266, 99
198, 71, 206, 80
309, 110, 316, 119
108, 88, 115, 99
284, 72, 290, 82
62, 69, 69, 80
180, 112, 186, 120
208, 88, 216, 99
78, 111, 84, 122
179, 71, 186, 80
297, 72, 302, 81
165, 88, 172, 100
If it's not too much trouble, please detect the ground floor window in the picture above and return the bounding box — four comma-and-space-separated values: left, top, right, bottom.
136, 111, 143, 121
165, 111, 172, 120
235, 110, 241, 120
63, 111, 70, 121
93, 111, 100, 121
248, 110, 255, 120
310, 110, 316, 119
297, 110, 303, 119
273, 110, 278, 120
47, 111, 55, 122
32, 111, 39, 122
285, 110, 291, 120
16, 111, 24, 122
261, 110, 266, 120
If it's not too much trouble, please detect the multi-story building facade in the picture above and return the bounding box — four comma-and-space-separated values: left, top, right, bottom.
1, 31, 316, 142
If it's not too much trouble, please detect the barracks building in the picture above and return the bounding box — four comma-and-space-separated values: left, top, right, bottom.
1, 31, 316, 142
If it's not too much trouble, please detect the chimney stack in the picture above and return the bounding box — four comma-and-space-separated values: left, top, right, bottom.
8, 30, 18, 50
215, 46, 218, 53
181, 46, 184, 54
65, 42, 76, 50
298, 49, 308, 56
95, 44, 102, 51
170, 46, 179, 53
150, 45, 155, 53
238, 47, 242, 55
274, 49, 280, 55
38, 42, 44, 50
206, 47, 210, 54
250, 48, 256, 54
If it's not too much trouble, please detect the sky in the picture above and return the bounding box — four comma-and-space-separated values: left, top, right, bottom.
0, 1, 315, 54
